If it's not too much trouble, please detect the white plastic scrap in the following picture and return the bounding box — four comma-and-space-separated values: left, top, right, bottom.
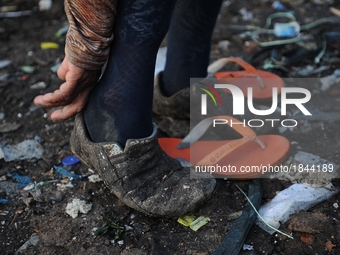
39, 0, 53, 11
242, 244, 254, 251
66, 199, 92, 218
320, 69, 340, 91
88, 174, 102, 183
0, 140, 43, 162
256, 183, 339, 234
0, 60, 11, 70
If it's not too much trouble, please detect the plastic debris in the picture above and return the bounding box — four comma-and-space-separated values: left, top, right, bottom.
50, 62, 61, 73
218, 40, 230, 51
0, 112, 4, 120
20, 65, 35, 74
14, 233, 40, 255
178, 215, 210, 231
55, 25, 69, 38
0, 122, 21, 133
66, 198, 92, 218
7, 172, 33, 189
40, 42, 59, 50
272, 1, 287, 11
0, 139, 43, 162
334, 202, 339, 209
256, 184, 339, 234
274, 21, 300, 38
0, 10, 32, 18
320, 69, 340, 91
0, 73, 9, 82
88, 174, 102, 183
242, 244, 254, 251
239, 7, 253, 21
30, 81, 47, 90
62, 155, 80, 166
53, 165, 82, 181
0, 198, 8, 204
23, 183, 35, 191
39, 0, 53, 11
189, 216, 210, 231
0, 60, 11, 70
178, 215, 195, 227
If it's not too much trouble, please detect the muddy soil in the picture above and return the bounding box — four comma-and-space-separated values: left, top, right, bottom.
1, 0, 340, 254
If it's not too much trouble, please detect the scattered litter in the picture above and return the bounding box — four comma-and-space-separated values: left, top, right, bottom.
274, 22, 300, 38
7, 172, 33, 189
178, 215, 195, 227
0, 175, 6, 181
65, 198, 92, 218
88, 174, 102, 183
326, 241, 336, 252
30, 81, 46, 89
218, 40, 230, 51
124, 225, 133, 231
178, 215, 210, 231
0, 10, 32, 18
53, 165, 82, 181
23, 183, 35, 191
0, 211, 9, 216
55, 25, 69, 38
0, 112, 4, 120
272, 1, 287, 11
256, 183, 339, 234
20, 65, 35, 74
0, 60, 11, 70
117, 240, 124, 245
0, 198, 8, 204
57, 182, 74, 191
320, 69, 340, 91
39, 0, 53, 11
50, 62, 60, 73
62, 155, 80, 166
14, 233, 40, 255
0, 139, 43, 162
242, 244, 254, 251
0, 122, 21, 133
40, 42, 59, 50
292, 65, 329, 76
333, 202, 339, 209
239, 7, 253, 21
300, 233, 315, 245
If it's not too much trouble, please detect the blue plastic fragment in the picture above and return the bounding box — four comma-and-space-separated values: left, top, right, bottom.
62, 155, 80, 166
7, 172, 32, 189
0, 198, 9, 204
53, 165, 82, 181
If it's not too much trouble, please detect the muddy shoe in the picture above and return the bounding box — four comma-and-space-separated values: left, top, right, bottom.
70, 113, 216, 217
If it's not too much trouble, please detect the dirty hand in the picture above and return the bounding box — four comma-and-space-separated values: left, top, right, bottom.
34, 52, 101, 121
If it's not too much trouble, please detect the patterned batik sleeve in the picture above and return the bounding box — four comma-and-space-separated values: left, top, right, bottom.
64, 0, 117, 70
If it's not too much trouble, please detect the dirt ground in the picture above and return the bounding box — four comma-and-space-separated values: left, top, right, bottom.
1, 0, 340, 254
